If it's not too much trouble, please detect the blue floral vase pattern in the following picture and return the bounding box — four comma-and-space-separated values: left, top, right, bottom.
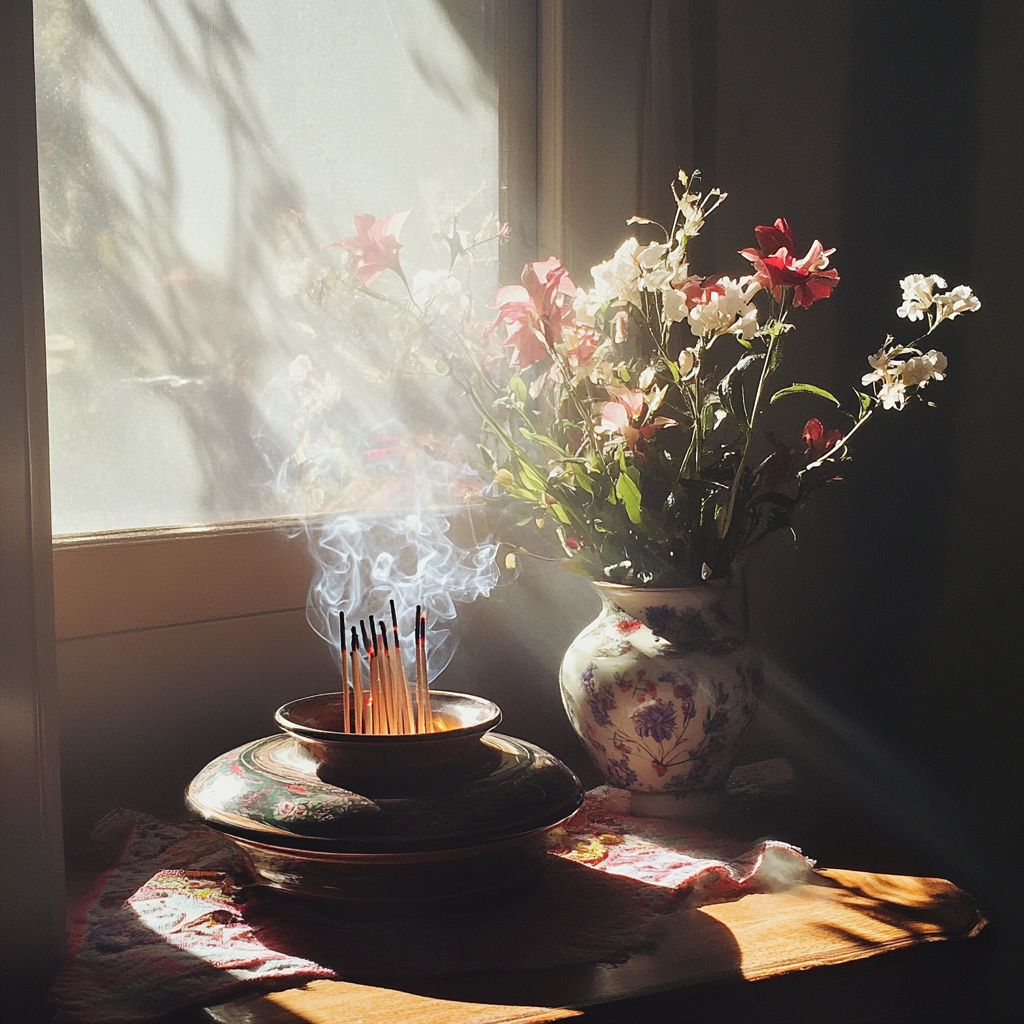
560, 582, 763, 816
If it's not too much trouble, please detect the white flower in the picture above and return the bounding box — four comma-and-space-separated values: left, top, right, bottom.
862, 344, 906, 408
896, 273, 947, 320
932, 285, 980, 324
674, 171, 727, 238
574, 285, 613, 327
635, 242, 668, 270
677, 346, 698, 379
877, 378, 908, 410
862, 343, 948, 410
687, 277, 759, 341
899, 349, 947, 387
861, 344, 899, 387
589, 359, 629, 386
662, 285, 689, 324
412, 269, 467, 316
591, 238, 642, 307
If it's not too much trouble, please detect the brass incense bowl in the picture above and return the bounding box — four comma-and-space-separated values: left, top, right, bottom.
274, 691, 502, 794
186, 691, 583, 907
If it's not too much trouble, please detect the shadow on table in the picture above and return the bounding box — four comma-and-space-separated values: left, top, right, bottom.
53, 848, 744, 1023
246, 855, 745, 988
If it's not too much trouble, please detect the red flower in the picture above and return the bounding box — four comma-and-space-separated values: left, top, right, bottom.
564, 536, 581, 551
491, 257, 578, 369
616, 618, 642, 634
651, 760, 668, 777
327, 210, 409, 285
802, 418, 843, 460
739, 218, 839, 308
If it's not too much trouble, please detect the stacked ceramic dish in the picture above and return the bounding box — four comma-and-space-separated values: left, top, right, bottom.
186, 691, 583, 907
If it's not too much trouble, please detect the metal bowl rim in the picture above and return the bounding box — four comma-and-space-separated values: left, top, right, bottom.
274, 689, 502, 744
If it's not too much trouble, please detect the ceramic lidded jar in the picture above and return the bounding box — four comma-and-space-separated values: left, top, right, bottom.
559, 581, 763, 818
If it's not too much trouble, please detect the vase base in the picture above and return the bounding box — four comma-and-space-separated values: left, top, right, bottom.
628, 789, 723, 821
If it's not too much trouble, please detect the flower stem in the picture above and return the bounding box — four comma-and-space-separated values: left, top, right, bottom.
804, 407, 873, 471
717, 326, 780, 538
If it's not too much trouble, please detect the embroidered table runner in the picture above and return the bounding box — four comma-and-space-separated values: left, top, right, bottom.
51, 790, 812, 1023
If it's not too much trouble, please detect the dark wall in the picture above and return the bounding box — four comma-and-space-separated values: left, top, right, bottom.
691, 2, 1021, 1017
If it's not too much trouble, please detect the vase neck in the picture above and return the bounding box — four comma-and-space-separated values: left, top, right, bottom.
594, 583, 744, 647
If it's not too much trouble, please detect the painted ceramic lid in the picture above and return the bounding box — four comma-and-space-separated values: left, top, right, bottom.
186, 731, 583, 854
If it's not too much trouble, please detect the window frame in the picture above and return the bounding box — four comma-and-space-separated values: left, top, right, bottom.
46, 0, 541, 644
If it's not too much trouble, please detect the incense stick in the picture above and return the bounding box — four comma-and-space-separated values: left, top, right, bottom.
337, 601, 440, 736
390, 599, 415, 734
414, 604, 423, 732
422, 609, 432, 733
416, 606, 432, 733
377, 617, 399, 733
371, 615, 394, 735
350, 625, 365, 735
339, 611, 350, 734
360, 620, 379, 735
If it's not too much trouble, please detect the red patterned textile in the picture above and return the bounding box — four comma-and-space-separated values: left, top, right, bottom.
51, 794, 812, 1022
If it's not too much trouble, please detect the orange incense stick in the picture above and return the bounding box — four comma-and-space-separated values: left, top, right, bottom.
390, 600, 414, 734
360, 621, 381, 735
339, 611, 350, 734
376, 618, 399, 734
350, 626, 365, 735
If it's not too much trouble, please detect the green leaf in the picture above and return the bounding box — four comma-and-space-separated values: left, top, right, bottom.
514, 457, 548, 496
508, 375, 528, 406
700, 400, 718, 434
571, 466, 595, 494
549, 502, 571, 525
615, 472, 643, 525
718, 353, 764, 432
770, 383, 840, 406
767, 332, 786, 375
519, 427, 569, 456
857, 389, 872, 414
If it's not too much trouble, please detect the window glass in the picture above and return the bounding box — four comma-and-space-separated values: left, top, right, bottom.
35, 0, 498, 535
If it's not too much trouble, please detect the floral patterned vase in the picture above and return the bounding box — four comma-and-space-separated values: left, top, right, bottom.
559, 581, 763, 818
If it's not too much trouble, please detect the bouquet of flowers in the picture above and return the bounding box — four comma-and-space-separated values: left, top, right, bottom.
473, 171, 979, 585
297, 172, 979, 588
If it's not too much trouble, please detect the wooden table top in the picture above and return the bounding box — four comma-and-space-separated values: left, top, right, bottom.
202, 867, 986, 1024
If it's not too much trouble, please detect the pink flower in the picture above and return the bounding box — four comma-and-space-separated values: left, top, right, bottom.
739, 218, 839, 308
600, 387, 677, 450
326, 210, 410, 285
492, 258, 578, 369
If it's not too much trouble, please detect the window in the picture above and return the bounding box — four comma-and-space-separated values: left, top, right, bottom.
36, 0, 503, 536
